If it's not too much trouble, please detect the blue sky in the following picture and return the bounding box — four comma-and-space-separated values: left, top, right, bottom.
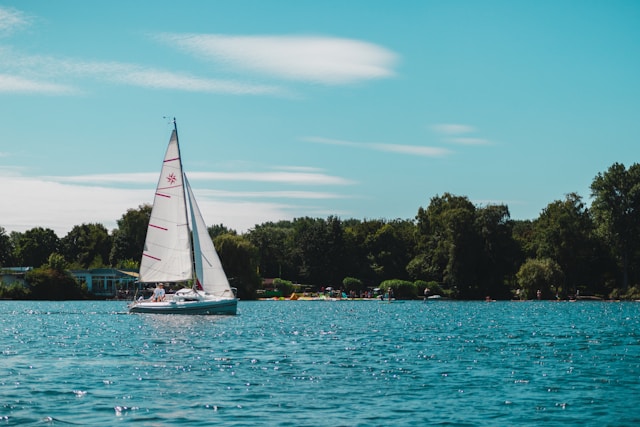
1, 1, 639, 236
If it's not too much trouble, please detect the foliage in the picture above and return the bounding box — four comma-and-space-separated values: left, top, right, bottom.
61, 223, 112, 269
109, 205, 151, 266
516, 258, 564, 300
414, 194, 516, 299
247, 221, 295, 279
4, 161, 640, 300
532, 193, 601, 296
378, 279, 418, 299
0, 226, 15, 267
214, 234, 261, 300
590, 162, 640, 289
342, 277, 364, 292
273, 278, 294, 297
46, 253, 68, 272
0, 282, 31, 299
12, 227, 60, 267
26, 266, 88, 300
209, 224, 237, 238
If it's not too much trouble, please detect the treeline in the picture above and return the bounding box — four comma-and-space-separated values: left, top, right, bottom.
2, 162, 640, 300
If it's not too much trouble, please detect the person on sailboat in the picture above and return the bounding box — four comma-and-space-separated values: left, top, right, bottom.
152, 283, 166, 302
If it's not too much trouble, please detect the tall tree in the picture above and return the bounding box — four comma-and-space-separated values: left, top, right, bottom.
475, 204, 518, 299
533, 193, 597, 295
12, 227, 60, 267
247, 221, 295, 279
287, 216, 348, 287
61, 223, 112, 269
109, 205, 152, 267
590, 163, 640, 289
214, 234, 261, 299
414, 193, 480, 298
0, 226, 15, 267
365, 219, 416, 282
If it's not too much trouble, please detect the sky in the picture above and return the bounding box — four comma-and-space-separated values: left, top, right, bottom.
1, 1, 639, 237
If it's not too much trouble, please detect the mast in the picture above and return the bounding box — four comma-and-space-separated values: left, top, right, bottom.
173, 118, 198, 288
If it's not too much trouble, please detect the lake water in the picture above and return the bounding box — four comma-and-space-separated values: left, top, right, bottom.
1, 300, 639, 426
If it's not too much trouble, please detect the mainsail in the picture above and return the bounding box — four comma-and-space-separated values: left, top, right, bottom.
185, 175, 234, 297
139, 129, 192, 283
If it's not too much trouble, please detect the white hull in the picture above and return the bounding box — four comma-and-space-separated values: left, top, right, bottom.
129, 289, 237, 315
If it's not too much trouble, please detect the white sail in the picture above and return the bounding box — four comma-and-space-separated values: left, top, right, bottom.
185, 175, 234, 297
139, 129, 192, 283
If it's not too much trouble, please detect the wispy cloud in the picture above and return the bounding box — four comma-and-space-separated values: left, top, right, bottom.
1, 7, 395, 95
432, 124, 476, 135
0, 48, 285, 95
305, 136, 451, 157
0, 6, 29, 36
0, 168, 353, 235
49, 168, 354, 186
195, 189, 348, 200
0, 73, 77, 94
432, 123, 493, 146
156, 33, 399, 85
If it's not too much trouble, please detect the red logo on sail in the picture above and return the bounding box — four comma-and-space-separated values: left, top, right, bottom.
167, 173, 177, 185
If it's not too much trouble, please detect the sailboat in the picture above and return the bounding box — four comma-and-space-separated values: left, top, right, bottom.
128, 120, 238, 315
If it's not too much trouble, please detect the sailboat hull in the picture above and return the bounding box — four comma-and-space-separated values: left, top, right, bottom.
129, 298, 237, 315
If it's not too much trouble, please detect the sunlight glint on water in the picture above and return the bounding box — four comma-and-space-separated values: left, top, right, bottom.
1, 300, 639, 426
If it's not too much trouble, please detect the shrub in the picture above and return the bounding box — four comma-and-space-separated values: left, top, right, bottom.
273, 278, 294, 297
379, 279, 418, 300
342, 277, 363, 293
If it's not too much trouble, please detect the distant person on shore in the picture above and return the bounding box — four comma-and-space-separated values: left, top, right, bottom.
152, 283, 165, 302
424, 287, 430, 302
536, 289, 542, 300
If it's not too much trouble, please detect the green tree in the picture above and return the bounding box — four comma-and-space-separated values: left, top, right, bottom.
343, 219, 386, 286
214, 233, 261, 299
110, 205, 151, 266
414, 194, 479, 298
12, 227, 60, 267
27, 253, 87, 300
247, 221, 295, 279
342, 276, 364, 293
61, 223, 112, 269
366, 219, 416, 282
532, 193, 599, 296
590, 163, 640, 289
516, 258, 564, 300
0, 226, 15, 267
209, 223, 237, 239
475, 204, 518, 299
378, 279, 418, 299
290, 216, 346, 287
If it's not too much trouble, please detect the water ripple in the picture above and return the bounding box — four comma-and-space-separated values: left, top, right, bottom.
1, 300, 640, 425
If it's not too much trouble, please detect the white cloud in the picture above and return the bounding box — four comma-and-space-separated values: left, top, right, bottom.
432, 124, 476, 135
0, 73, 76, 94
50, 169, 354, 186
305, 136, 451, 157
0, 7, 29, 35
196, 189, 348, 200
448, 137, 491, 146
0, 170, 352, 236
431, 123, 493, 146
157, 33, 399, 85
0, 49, 286, 95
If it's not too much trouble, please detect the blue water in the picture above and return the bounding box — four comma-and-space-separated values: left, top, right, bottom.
1, 300, 639, 426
